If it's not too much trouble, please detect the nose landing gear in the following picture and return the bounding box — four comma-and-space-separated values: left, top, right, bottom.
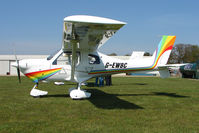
30, 83, 48, 97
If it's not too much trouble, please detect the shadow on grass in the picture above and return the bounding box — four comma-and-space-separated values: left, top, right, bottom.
86, 82, 96, 87
40, 90, 188, 110
114, 83, 148, 86
41, 92, 189, 99
114, 92, 189, 98
41, 94, 70, 98
86, 82, 148, 87
40, 88, 143, 109
87, 89, 144, 110
152, 92, 189, 98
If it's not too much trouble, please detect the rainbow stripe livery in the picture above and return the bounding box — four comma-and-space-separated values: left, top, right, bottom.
25, 68, 62, 83
89, 36, 176, 74
152, 35, 176, 68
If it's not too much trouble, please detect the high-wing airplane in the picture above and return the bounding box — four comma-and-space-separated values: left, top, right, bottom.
12, 15, 176, 99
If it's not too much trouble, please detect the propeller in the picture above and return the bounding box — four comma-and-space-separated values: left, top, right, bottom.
16, 59, 21, 83
14, 50, 21, 83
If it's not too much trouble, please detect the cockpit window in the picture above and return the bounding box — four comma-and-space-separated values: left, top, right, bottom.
51, 51, 81, 65
88, 54, 100, 64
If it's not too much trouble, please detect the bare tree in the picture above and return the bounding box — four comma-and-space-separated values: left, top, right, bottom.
168, 44, 199, 63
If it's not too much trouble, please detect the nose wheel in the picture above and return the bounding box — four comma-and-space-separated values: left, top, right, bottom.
30, 83, 48, 97
69, 83, 91, 99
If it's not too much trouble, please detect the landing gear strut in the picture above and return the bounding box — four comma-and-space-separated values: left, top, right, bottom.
69, 83, 91, 99
30, 83, 48, 97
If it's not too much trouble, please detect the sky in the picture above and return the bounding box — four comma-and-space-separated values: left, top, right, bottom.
0, 0, 199, 55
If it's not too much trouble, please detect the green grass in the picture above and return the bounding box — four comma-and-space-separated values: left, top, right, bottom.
0, 76, 199, 133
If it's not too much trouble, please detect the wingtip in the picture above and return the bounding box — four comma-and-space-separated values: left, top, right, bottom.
64, 15, 127, 25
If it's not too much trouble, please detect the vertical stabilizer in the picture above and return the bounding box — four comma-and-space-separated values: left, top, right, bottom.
152, 36, 176, 78
152, 36, 176, 68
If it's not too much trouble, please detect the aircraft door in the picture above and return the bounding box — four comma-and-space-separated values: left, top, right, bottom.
87, 54, 100, 72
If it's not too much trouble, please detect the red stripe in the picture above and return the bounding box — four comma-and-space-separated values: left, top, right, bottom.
25, 68, 61, 75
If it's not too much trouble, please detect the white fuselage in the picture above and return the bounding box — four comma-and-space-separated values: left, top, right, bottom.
15, 49, 159, 84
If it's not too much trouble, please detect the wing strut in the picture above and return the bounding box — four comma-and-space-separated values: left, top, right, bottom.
71, 41, 77, 80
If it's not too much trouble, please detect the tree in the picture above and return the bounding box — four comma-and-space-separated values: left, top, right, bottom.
144, 52, 151, 56
124, 54, 130, 56
108, 53, 117, 56
168, 44, 199, 63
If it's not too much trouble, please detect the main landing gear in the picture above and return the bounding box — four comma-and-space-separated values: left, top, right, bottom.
30, 83, 48, 97
69, 83, 91, 99
29, 82, 90, 99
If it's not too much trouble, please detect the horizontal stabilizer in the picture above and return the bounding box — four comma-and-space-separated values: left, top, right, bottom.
158, 64, 187, 68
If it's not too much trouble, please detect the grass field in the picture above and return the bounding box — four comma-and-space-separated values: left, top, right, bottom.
0, 76, 199, 133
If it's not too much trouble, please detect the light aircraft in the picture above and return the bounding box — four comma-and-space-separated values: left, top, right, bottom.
12, 15, 176, 99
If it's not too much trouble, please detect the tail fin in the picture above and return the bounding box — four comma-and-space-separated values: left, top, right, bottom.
152, 35, 176, 67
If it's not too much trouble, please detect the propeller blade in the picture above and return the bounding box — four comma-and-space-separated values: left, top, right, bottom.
16, 55, 21, 83
13, 46, 21, 83
17, 63, 21, 83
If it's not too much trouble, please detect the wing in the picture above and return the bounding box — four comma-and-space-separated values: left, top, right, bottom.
62, 15, 126, 81
62, 15, 126, 52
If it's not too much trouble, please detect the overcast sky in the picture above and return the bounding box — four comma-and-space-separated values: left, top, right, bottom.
0, 0, 199, 55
